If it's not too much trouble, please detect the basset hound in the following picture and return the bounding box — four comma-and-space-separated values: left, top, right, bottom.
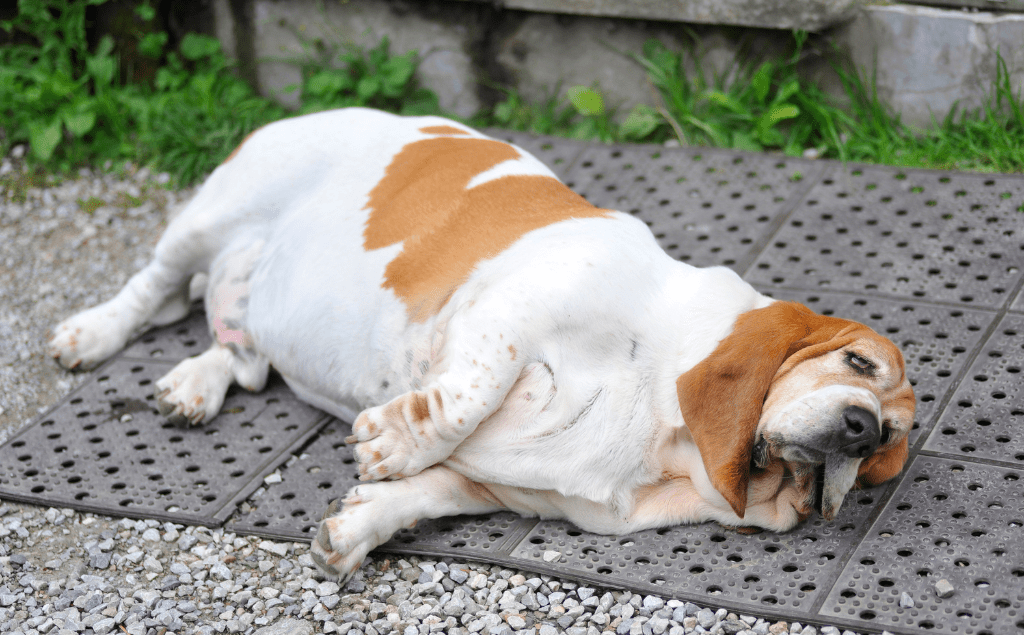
48, 108, 916, 581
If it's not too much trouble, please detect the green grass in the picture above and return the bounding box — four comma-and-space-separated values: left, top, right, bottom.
2, 0, 1023, 186
833, 55, 1024, 173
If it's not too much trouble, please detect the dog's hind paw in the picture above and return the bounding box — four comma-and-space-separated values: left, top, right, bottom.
154, 348, 233, 425
48, 305, 130, 370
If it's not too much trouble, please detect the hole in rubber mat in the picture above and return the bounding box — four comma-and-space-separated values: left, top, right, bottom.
0, 320, 327, 525
821, 456, 1024, 635
748, 165, 1024, 308
121, 309, 212, 361
925, 314, 1024, 464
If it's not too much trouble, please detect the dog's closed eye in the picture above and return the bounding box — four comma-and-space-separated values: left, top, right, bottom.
845, 352, 875, 374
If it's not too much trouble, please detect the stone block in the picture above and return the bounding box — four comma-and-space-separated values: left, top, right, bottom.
837, 4, 1024, 128
250, 0, 485, 117
494, 13, 791, 119
458, 0, 870, 31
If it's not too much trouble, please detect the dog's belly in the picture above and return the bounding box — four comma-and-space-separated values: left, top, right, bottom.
243, 204, 438, 416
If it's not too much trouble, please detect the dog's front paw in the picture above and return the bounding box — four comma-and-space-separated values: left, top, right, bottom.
48, 305, 128, 370
155, 353, 231, 425
348, 408, 419, 481
310, 488, 389, 582
348, 393, 456, 481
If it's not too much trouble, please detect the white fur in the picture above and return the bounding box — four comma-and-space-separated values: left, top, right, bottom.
49, 108, 880, 581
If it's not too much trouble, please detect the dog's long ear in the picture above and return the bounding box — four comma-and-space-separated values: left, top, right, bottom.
855, 436, 909, 488
676, 301, 856, 518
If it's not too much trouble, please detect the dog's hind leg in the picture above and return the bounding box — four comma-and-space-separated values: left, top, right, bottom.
48, 185, 229, 370
48, 248, 197, 370
155, 239, 269, 425
311, 466, 506, 581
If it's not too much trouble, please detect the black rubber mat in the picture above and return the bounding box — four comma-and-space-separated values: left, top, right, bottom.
4, 130, 1024, 635
923, 314, 1024, 464
820, 455, 1024, 635
745, 164, 1024, 309
559, 144, 825, 272
0, 313, 329, 526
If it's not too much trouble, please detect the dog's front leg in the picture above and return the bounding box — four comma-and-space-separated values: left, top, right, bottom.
311, 467, 504, 581
348, 365, 521, 480
349, 315, 525, 481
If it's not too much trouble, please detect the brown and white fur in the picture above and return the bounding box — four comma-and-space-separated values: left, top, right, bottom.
47, 108, 916, 581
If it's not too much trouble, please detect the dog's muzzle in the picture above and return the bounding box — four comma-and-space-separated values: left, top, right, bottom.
838, 405, 881, 458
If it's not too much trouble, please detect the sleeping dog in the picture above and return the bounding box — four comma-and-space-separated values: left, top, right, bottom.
49, 108, 915, 581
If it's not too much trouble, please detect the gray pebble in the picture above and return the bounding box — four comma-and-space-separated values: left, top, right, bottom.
88, 552, 111, 570
935, 579, 955, 598
697, 608, 717, 629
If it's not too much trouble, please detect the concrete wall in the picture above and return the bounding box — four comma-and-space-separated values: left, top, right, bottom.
838, 4, 1024, 127
212, 0, 1024, 128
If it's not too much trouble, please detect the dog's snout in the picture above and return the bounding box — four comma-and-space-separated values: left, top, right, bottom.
839, 405, 880, 458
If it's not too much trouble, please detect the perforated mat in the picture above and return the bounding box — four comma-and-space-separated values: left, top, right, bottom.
4, 130, 1024, 635
0, 312, 329, 526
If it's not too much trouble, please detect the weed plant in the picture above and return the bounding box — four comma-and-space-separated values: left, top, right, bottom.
2, 0, 1023, 185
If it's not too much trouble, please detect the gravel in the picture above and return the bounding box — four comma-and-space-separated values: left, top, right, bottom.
0, 147, 872, 634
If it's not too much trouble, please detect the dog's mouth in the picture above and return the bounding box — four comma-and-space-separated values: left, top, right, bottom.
808, 454, 861, 521
758, 436, 859, 521
811, 463, 827, 517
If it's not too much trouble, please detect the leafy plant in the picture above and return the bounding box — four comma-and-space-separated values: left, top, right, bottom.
834, 49, 1024, 172
294, 36, 439, 116
133, 33, 285, 184
0, 0, 131, 168
631, 31, 850, 157
477, 84, 657, 144
3, 0, 1023, 185
0, 0, 285, 183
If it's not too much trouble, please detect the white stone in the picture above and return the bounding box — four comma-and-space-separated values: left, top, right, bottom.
317, 581, 341, 597
259, 540, 290, 557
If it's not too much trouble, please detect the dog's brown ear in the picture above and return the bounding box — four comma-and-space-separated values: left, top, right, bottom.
855, 436, 909, 488
676, 301, 856, 518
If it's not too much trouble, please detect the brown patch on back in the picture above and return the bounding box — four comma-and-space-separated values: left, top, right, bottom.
222, 128, 261, 165
676, 301, 864, 518
419, 125, 470, 136
364, 137, 608, 320
508, 345, 517, 360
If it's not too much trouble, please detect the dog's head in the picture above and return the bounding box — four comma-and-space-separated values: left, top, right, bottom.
676, 301, 915, 523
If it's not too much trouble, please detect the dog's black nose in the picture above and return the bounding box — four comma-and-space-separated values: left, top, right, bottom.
839, 406, 881, 458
